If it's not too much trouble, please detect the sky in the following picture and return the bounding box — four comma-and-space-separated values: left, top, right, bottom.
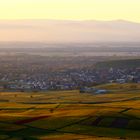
0, 0, 140, 22
0, 0, 140, 43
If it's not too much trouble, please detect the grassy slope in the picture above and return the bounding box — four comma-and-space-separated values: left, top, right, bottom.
0, 83, 140, 139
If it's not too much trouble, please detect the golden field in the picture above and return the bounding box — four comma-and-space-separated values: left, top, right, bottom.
0, 83, 140, 140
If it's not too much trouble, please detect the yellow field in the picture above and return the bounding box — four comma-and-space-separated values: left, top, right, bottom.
0, 83, 140, 140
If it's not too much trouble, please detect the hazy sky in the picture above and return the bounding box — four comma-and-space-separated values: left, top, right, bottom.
0, 0, 140, 22
0, 0, 140, 43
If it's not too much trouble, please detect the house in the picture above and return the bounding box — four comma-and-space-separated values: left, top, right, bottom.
80, 87, 108, 94
95, 89, 108, 94
80, 87, 97, 93
116, 79, 126, 84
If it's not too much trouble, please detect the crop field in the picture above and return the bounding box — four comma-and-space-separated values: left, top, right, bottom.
0, 83, 140, 140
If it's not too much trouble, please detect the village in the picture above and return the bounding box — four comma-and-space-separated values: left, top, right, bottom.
0, 66, 139, 91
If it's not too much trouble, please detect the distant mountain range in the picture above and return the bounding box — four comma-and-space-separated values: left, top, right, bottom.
0, 19, 140, 43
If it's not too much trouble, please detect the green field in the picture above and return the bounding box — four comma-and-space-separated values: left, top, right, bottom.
0, 83, 140, 140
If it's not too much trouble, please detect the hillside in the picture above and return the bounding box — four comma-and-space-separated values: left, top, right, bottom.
0, 83, 140, 139
96, 59, 140, 69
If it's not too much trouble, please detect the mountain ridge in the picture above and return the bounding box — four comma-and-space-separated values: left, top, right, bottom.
0, 19, 140, 42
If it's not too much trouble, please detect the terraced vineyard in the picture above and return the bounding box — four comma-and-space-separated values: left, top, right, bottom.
0, 83, 140, 140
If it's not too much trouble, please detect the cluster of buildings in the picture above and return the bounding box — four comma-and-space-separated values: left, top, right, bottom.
80, 87, 108, 94
0, 67, 140, 91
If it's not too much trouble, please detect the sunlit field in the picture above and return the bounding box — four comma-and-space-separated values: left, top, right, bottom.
0, 83, 140, 140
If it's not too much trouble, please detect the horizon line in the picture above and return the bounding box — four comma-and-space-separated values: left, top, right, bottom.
0, 41, 140, 44
0, 18, 139, 23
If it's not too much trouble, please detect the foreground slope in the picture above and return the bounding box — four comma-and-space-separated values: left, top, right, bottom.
0, 83, 140, 140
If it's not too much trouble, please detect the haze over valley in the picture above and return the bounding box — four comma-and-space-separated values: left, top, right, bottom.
0, 20, 140, 43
